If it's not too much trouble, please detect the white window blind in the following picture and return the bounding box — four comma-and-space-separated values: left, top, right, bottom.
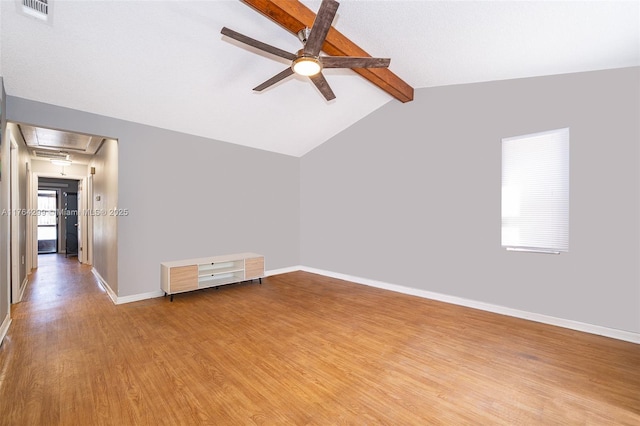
501, 128, 569, 253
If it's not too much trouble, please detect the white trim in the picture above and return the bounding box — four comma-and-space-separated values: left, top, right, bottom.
28, 171, 37, 270
115, 290, 165, 305
91, 267, 117, 304
299, 266, 640, 345
10, 132, 21, 303
25, 162, 33, 273
18, 277, 28, 302
32, 173, 88, 258
265, 266, 301, 277
92, 267, 165, 305
0, 313, 12, 345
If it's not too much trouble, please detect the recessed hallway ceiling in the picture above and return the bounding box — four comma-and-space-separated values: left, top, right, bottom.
1, 1, 638, 157
19, 124, 103, 153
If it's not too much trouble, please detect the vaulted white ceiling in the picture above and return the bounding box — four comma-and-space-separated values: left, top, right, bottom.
1, 1, 638, 157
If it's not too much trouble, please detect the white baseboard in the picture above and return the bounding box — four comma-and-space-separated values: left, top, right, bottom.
299, 266, 640, 345
92, 267, 164, 305
0, 313, 12, 346
91, 268, 117, 304
265, 266, 301, 277
18, 277, 28, 302
115, 290, 165, 305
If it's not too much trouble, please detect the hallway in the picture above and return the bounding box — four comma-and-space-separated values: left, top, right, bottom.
17, 255, 95, 305
0, 254, 115, 424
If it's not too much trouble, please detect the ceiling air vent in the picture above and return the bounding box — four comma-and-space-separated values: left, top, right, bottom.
20, 0, 50, 21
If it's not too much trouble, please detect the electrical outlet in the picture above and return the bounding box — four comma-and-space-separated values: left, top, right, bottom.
21, 255, 25, 265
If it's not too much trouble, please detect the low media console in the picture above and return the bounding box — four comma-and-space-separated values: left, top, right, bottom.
161, 252, 264, 301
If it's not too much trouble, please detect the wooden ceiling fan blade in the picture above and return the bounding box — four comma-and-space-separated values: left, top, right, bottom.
253, 68, 295, 92
221, 27, 297, 61
321, 56, 390, 69
303, 0, 339, 56
309, 72, 336, 101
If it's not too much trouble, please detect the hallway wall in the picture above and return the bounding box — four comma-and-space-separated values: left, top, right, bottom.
89, 139, 118, 294
6, 123, 31, 293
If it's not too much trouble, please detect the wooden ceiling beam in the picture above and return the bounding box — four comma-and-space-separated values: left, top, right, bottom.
240, 0, 414, 103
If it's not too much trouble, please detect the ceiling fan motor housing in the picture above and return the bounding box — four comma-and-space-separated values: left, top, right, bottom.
292, 49, 322, 76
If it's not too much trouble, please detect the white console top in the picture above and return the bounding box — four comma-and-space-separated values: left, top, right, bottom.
161, 252, 263, 268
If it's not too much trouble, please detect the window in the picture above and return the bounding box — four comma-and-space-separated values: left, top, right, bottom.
37, 189, 58, 254
501, 128, 569, 254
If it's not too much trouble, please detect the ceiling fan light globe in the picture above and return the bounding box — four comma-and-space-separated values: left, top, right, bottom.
292, 57, 322, 76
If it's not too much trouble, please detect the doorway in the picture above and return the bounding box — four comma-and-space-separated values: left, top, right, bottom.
37, 178, 81, 260
36, 189, 57, 254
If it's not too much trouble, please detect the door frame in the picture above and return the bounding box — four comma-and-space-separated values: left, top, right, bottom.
86, 175, 93, 266
36, 187, 61, 255
29, 173, 90, 270
9, 130, 24, 303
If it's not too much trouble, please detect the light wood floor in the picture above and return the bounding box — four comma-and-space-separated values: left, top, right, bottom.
1, 255, 639, 425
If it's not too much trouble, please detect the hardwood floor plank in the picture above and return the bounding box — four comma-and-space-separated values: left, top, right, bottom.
0, 255, 638, 425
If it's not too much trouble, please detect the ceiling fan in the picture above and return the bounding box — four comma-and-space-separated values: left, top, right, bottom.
221, 0, 391, 101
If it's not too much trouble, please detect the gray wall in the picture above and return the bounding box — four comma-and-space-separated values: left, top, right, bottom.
6, 97, 300, 298
301, 67, 640, 334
